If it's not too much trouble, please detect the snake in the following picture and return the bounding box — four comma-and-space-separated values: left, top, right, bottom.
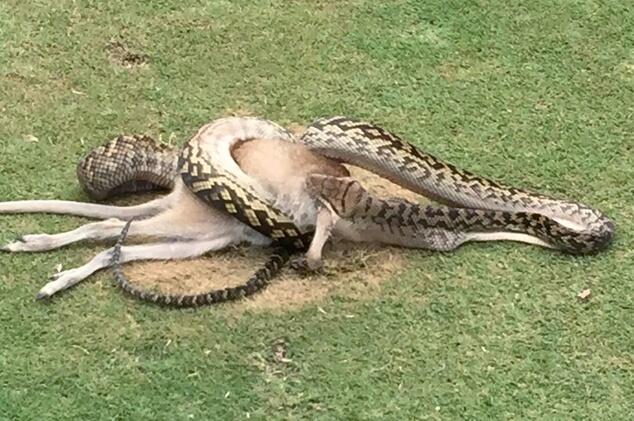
76, 116, 615, 307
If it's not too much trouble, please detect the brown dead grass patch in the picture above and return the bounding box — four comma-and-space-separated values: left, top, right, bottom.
105, 40, 148, 68
121, 125, 428, 312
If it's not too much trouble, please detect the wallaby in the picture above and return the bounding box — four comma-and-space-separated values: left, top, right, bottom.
0, 116, 614, 302
0, 137, 356, 300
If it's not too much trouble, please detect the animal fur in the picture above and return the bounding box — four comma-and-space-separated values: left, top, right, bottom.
0, 138, 364, 299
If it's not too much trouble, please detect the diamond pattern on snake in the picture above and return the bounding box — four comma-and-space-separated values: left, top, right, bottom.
0, 116, 614, 306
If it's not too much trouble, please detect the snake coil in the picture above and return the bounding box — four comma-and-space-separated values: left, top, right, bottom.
77, 116, 614, 307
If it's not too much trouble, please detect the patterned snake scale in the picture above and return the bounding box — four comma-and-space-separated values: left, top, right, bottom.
301, 118, 614, 253
76, 117, 614, 307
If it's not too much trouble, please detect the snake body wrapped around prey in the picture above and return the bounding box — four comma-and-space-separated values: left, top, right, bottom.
76, 117, 614, 306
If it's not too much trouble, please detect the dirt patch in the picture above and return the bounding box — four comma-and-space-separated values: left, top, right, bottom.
105, 40, 147, 68
121, 125, 428, 312
124, 241, 405, 313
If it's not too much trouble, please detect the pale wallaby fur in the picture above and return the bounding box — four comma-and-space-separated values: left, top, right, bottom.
0, 138, 368, 299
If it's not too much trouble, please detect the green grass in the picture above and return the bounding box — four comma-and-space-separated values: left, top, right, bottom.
1, 0, 633, 419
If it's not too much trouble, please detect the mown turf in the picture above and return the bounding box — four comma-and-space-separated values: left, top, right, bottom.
1, 0, 633, 419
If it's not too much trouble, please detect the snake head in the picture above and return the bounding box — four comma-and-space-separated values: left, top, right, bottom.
305, 174, 367, 218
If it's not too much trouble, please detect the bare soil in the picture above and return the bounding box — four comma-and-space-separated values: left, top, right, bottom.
122, 125, 427, 311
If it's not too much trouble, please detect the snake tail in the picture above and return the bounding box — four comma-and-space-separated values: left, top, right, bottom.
110, 219, 291, 307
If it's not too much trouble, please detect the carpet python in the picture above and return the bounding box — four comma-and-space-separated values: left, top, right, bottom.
76, 117, 614, 306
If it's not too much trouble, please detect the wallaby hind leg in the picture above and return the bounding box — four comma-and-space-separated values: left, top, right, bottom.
3, 218, 146, 252
36, 237, 237, 299
1, 183, 256, 252
0, 194, 174, 220
1, 202, 252, 252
